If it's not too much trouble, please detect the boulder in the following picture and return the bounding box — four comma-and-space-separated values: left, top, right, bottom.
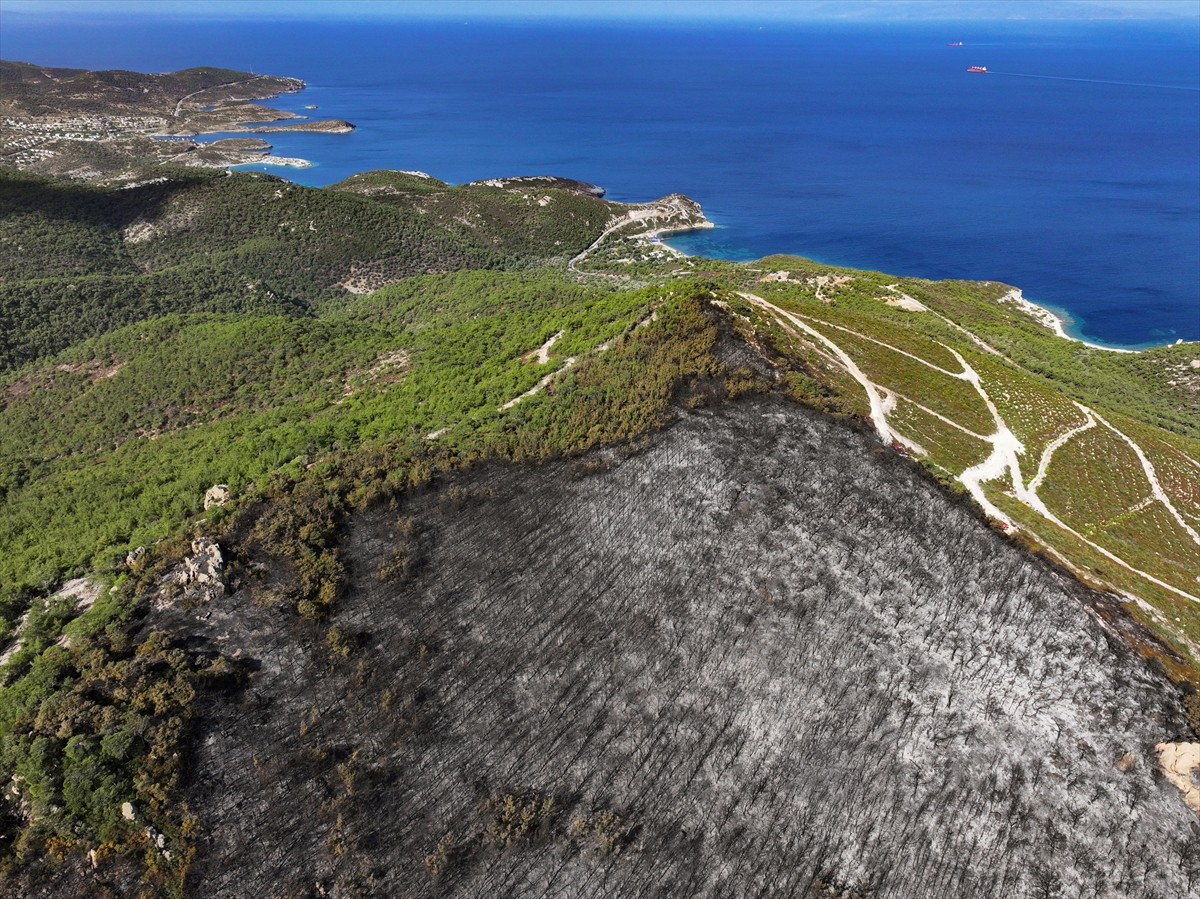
204, 484, 232, 509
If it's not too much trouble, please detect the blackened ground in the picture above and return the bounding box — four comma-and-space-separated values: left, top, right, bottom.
179, 397, 1198, 899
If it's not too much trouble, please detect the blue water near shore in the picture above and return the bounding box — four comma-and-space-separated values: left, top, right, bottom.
3, 15, 1197, 346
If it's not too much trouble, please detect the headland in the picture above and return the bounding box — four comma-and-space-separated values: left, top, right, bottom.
0, 60, 353, 176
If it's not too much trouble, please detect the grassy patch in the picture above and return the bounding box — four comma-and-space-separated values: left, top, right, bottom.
1040, 424, 1152, 530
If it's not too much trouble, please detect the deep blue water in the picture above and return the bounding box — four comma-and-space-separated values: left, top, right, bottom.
3, 15, 1198, 346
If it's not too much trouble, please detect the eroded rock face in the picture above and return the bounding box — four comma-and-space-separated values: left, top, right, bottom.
173, 399, 1197, 898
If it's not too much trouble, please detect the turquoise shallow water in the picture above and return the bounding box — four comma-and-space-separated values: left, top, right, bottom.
3, 15, 1197, 345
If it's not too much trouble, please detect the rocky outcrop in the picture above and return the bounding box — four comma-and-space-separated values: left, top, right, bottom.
173, 538, 226, 596
1156, 742, 1200, 813
204, 484, 232, 510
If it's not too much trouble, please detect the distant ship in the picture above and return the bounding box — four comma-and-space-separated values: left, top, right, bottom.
947, 41, 964, 47
967, 66, 988, 73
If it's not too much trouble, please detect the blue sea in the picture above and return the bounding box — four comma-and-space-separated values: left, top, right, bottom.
3, 14, 1198, 346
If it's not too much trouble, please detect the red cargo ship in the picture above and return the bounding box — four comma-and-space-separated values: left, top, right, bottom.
967, 66, 988, 73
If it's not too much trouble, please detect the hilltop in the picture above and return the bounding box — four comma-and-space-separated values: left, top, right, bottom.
0, 62, 1197, 899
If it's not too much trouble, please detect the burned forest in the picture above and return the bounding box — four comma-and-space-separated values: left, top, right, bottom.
155, 398, 1199, 899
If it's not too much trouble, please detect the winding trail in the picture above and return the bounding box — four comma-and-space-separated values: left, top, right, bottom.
888, 391, 991, 441
568, 217, 631, 274
946, 344, 1029, 525
500, 358, 577, 411
1092, 411, 1200, 548
529, 331, 563, 365
813, 318, 972, 381
738, 292, 901, 449
738, 290, 1200, 605
1027, 407, 1097, 494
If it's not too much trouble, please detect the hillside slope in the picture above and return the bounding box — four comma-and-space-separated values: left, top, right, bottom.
181, 399, 1196, 899
0, 168, 712, 369
0, 87, 1197, 896
5, 398, 1198, 898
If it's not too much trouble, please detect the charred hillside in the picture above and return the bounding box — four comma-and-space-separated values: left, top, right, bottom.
142, 398, 1198, 898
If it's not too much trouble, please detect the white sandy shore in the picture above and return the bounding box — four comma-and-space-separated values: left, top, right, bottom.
647, 223, 715, 256
996, 287, 1138, 354
230, 155, 313, 170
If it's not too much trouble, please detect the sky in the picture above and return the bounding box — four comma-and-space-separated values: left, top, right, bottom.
2, 0, 1198, 22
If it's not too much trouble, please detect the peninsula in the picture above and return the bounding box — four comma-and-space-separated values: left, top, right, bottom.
0, 60, 354, 176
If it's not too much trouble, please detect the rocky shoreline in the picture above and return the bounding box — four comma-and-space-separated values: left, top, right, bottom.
245, 118, 355, 135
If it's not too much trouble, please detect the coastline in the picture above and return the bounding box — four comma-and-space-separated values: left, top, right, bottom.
650, 222, 717, 240
194, 89, 1180, 357
162, 83, 347, 173
996, 288, 1143, 354
664, 232, 1174, 353
231, 155, 313, 170
644, 222, 716, 257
